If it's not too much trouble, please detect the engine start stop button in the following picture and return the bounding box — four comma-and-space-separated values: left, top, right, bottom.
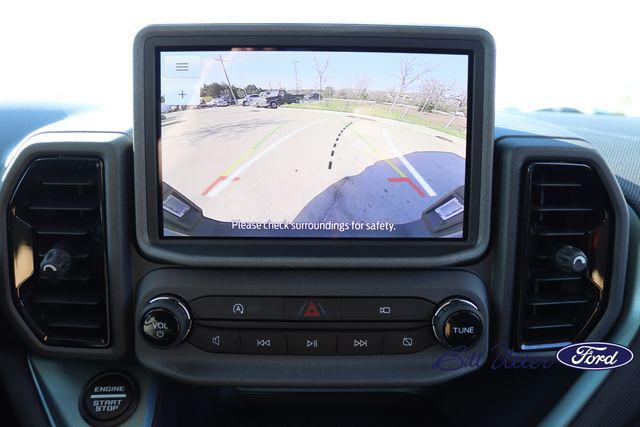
80, 371, 138, 425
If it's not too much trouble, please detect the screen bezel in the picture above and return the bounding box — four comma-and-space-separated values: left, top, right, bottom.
134, 24, 494, 267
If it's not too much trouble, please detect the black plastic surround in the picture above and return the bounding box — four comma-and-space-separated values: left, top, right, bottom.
0, 130, 132, 360
492, 137, 629, 358
154, 296, 439, 355
514, 162, 616, 350
133, 24, 496, 268
7, 157, 110, 347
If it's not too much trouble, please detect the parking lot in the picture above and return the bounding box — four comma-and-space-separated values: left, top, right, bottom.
161, 106, 466, 230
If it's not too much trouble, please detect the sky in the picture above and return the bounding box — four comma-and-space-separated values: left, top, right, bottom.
161, 50, 469, 95
0, 0, 638, 115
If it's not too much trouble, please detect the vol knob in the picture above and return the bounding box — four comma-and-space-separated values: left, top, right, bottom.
141, 295, 191, 348
432, 298, 483, 349
555, 245, 588, 273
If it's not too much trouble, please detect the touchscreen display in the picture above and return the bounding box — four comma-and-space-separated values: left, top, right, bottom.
158, 49, 470, 238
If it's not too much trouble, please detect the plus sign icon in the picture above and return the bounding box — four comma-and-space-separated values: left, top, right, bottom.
162, 55, 202, 106
163, 81, 201, 106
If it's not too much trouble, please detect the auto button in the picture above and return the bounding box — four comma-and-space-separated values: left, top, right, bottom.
190, 297, 284, 320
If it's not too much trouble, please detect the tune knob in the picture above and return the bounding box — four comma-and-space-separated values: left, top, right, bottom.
432, 298, 483, 348
554, 245, 588, 273
141, 295, 191, 348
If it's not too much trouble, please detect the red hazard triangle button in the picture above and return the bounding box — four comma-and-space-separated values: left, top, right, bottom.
304, 301, 321, 317
285, 298, 340, 320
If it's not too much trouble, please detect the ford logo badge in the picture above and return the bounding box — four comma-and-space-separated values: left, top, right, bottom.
556, 342, 634, 370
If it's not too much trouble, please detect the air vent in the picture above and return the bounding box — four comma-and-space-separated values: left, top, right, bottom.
514, 162, 613, 350
8, 158, 109, 347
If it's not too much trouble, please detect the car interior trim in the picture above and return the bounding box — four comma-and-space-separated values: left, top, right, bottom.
539, 207, 640, 426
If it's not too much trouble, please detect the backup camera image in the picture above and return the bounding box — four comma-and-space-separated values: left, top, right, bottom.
159, 49, 469, 238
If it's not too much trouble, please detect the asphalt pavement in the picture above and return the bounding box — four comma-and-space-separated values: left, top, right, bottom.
161, 105, 466, 235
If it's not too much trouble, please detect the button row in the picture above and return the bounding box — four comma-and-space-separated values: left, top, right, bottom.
188, 326, 435, 355
190, 297, 434, 321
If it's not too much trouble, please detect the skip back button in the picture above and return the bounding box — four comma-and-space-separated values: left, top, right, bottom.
241, 331, 286, 354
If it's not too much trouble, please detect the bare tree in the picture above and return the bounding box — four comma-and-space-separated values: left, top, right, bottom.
354, 74, 372, 100
389, 57, 432, 111
314, 57, 330, 92
419, 79, 453, 112
444, 89, 468, 129
451, 89, 468, 115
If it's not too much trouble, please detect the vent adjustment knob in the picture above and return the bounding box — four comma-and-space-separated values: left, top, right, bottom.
40, 244, 73, 277
432, 298, 483, 349
141, 295, 191, 348
555, 245, 588, 273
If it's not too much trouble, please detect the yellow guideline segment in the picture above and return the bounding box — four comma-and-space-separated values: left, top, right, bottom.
221, 122, 286, 177
348, 127, 407, 178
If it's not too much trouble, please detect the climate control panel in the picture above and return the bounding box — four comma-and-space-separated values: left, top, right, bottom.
134, 268, 489, 386
140, 295, 483, 355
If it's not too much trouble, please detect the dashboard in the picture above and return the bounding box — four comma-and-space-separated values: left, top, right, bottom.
0, 24, 639, 427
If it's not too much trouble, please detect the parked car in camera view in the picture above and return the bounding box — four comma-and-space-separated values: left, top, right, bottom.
305, 92, 323, 101
210, 97, 231, 107
255, 89, 304, 108
240, 93, 260, 106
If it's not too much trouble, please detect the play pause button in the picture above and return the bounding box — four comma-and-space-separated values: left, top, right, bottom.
286, 332, 337, 355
